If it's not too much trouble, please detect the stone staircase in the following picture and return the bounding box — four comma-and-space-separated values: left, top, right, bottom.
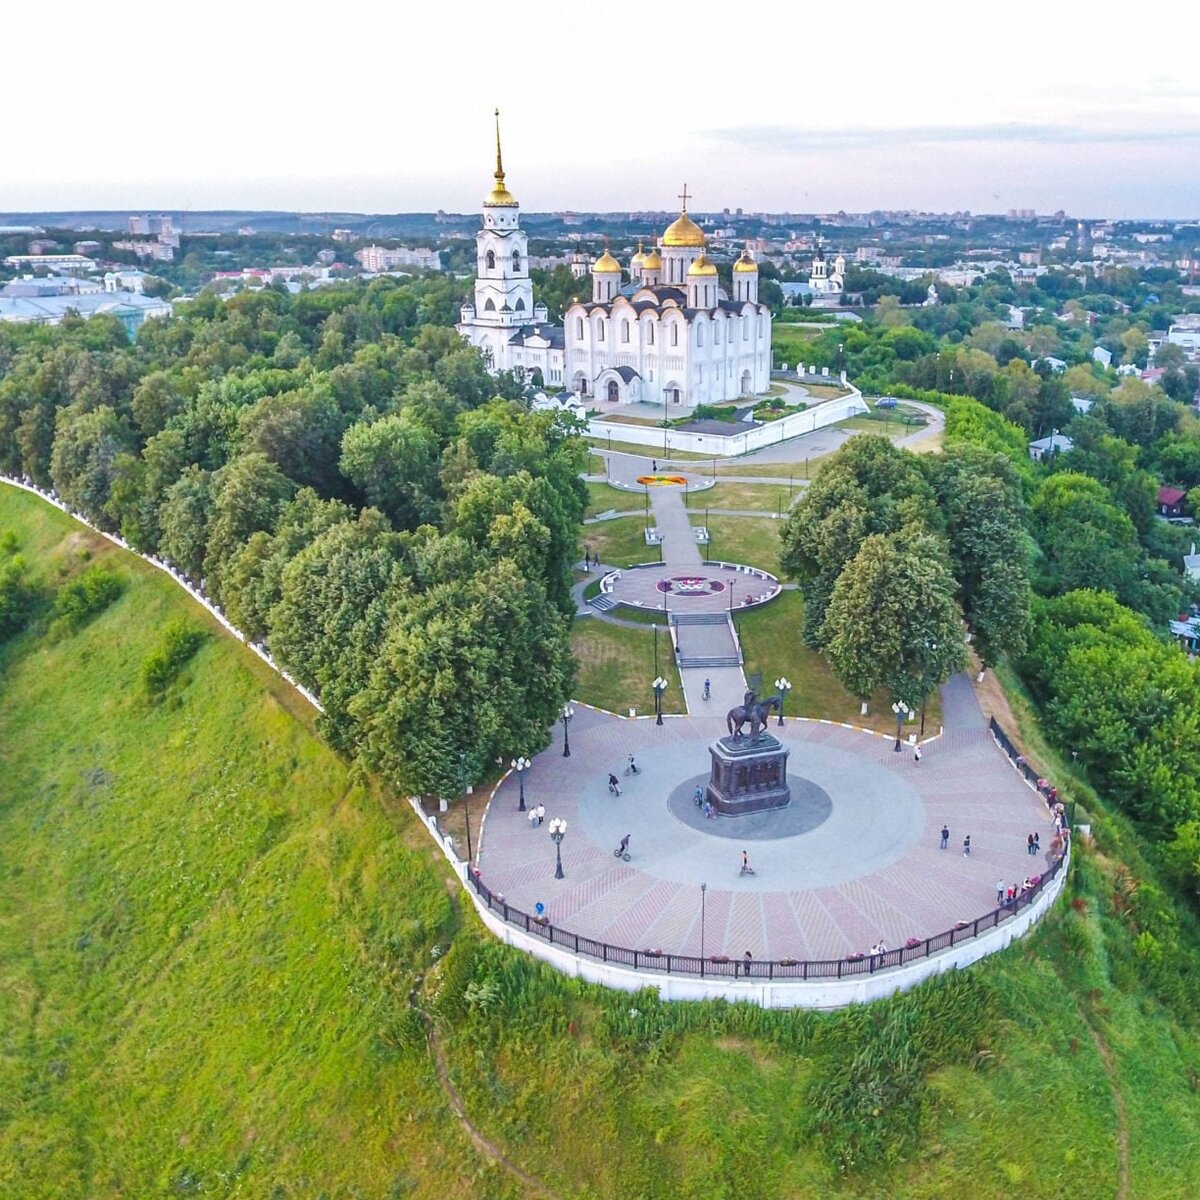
671, 611, 742, 668
588, 594, 617, 612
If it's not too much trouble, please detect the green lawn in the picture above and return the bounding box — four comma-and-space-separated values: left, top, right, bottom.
583, 513, 657, 568
704, 514, 784, 575
586, 435, 715, 461
736, 591, 943, 735
689, 480, 796, 514
586, 479, 646, 516
571, 618, 685, 716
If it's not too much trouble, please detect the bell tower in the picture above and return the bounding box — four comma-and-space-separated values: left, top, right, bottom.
470, 109, 533, 328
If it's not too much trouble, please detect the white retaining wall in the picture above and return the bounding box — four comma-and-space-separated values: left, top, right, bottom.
588, 391, 868, 458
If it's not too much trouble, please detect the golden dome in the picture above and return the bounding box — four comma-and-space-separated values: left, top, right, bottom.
485, 182, 518, 207
687, 253, 718, 276
631, 241, 646, 266
733, 249, 758, 273
593, 249, 621, 273
642, 248, 663, 269
662, 211, 706, 247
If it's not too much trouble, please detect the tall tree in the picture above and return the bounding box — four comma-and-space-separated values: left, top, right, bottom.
820, 531, 967, 710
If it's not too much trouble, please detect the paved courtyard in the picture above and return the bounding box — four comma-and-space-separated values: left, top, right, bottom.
477, 688, 1054, 962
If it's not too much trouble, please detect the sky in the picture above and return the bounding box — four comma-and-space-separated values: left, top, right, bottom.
4, 0, 1198, 219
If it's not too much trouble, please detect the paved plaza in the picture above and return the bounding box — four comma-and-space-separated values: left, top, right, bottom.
477, 691, 1054, 962
513, 434, 1050, 964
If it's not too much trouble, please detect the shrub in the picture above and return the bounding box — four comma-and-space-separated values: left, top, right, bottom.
0, 555, 34, 640
48, 566, 123, 638
141, 618, 207, 697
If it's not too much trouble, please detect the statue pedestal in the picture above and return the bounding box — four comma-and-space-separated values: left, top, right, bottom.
706, 733, 791, 816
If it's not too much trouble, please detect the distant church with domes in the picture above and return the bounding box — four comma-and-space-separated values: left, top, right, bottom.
456, 115, 772, 408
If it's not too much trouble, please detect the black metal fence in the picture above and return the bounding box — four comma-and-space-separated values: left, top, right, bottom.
467, 860, 1064, 981
468, 714, 1068, 983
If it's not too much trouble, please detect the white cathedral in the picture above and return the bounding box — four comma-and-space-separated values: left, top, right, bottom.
457, 118, 772, 408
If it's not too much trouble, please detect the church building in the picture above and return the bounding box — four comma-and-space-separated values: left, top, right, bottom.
457, 117, 772, 407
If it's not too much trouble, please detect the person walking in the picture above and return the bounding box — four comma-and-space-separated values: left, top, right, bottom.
963, 834, 971, 857
1033, 831, 1041, 855
996, 880, 1006, 904
913, 745, 922, 766
535, 803, 545, 826
528, 806, 538, 830
1027, 832, 1035, 856
940, 825, 950, 850
740, 849, 751, 875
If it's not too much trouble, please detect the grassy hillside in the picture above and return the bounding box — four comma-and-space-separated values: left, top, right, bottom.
3, 486, 1200, 1198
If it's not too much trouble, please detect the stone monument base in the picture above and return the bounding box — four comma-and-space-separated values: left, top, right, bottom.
707, 733, 791, 815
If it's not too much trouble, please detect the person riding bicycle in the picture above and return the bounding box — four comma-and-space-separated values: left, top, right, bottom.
608, 773, 621, 795
619, 833, 631, 857
626, 754, 640, 775
703, 678, 711, 700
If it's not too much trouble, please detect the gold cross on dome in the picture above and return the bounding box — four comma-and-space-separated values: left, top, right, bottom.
678, 183, 691, 211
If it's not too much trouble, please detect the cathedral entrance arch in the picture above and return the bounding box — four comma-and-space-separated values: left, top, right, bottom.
572, 371, 588, 395
607, 380, 620, 403
740, 369, 752, 395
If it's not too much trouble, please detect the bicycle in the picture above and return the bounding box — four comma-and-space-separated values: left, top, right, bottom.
613, 846, 631, 862
739, 864, 756, 877
607, 775, 622, 797
623, 758, 641, 776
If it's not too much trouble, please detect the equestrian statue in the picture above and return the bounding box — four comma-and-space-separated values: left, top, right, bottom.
726, 688, 782, 742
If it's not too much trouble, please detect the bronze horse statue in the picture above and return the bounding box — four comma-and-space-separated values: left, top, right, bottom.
726, 692, 782, 742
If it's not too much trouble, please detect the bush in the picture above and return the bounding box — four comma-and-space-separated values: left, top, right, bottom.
48, 566, 122, 638
141, 618, 207, 697
0, 555, 34, 640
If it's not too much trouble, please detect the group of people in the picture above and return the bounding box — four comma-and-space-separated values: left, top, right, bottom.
1025, 831, 1042, 856
937, 825, 974, 856
996, 877, 1041, 906
608, 755, 640, 796
526, 804, 546, 828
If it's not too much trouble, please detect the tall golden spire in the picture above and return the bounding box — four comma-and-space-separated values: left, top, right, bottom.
485, 108, 519, 207
494, 108, 505, 186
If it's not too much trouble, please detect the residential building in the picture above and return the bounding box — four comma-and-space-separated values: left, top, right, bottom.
1158, 486, 1188, 518
3, 253, 96, 275
1028, 433, 1074, 462
356, 244, 442, 271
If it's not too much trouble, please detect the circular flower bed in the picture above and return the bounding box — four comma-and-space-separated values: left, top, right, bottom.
636, 474, 688, 486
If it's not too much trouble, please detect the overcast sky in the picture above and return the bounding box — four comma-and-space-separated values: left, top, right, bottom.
5, 0, 1197, 219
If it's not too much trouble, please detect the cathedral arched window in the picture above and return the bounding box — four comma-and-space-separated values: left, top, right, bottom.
512, 250, 521, 271
742, 316, 749, 341
485, 250, 495, 270
647, 322, 654, 345
696, 324, 704, 347
714, 322, 720, 344
576, 318, 584, 339
515, 298, 525, 311
621, 320, 630, 343
671, 324, 678, 347
484, 298, 496, 312
598, 320, 606, 342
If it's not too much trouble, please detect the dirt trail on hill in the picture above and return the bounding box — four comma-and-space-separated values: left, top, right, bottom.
1079, 1005, 1131, 1200
412, 981, 561, 1200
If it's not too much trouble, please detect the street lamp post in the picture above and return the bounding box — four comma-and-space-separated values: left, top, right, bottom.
652, 623, 659, 677
729, 579, 736, 611
511, 756, 530, 812
891, 700, 911, 752
700, 881, 707, 967
561, 702, 575, 757
774, 677, 792, 726
549, 817, 567, 879
653, 675, 668, 726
